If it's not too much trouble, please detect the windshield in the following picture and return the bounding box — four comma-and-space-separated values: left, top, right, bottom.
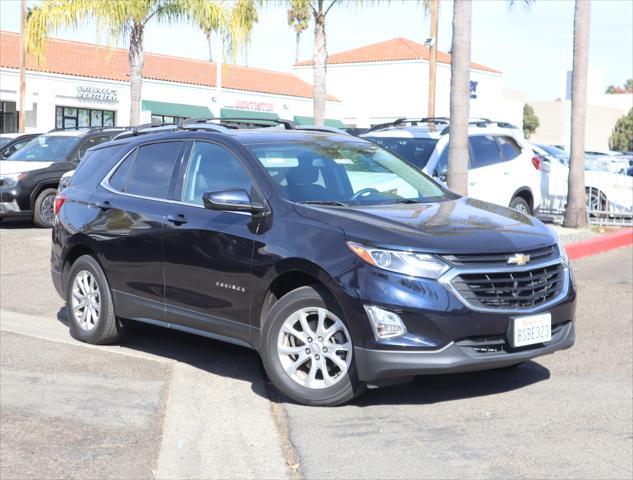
364, 137, 438, 169
249, 141, 451, 206
8, 135, 81, 162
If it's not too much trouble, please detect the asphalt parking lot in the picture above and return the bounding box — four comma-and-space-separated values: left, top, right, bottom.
1, 219, 632, 480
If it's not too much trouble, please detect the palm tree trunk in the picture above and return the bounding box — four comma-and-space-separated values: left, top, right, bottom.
295, 31, 301, 63
206, 31, 213, 62
447, 0, 471, 196
563, 0, 591, 228
128, 22, 145, 127
313, 11, 327, 126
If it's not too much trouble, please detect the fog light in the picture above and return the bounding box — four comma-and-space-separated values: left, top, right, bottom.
364, 305, 407, 340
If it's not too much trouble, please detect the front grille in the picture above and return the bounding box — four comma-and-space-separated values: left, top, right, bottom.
451, 263, 565, 309
442, 245, 558, 266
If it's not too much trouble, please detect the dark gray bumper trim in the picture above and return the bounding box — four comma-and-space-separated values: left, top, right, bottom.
354, 322, 575, 382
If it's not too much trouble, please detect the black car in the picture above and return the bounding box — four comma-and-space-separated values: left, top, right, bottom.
51, 120, 576, 406
0, 133, 42, 159
0, 127, 124, 227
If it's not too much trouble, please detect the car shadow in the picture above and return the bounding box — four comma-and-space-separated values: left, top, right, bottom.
0, 218, 37, 229
56, 306, 551, 406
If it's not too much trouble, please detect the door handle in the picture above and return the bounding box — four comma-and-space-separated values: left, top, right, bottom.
167, 214, 188, 226
90, 200, 111, 211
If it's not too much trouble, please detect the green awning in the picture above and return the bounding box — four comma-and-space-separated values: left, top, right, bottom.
141, 100, 212, 118
294, 116, 345, 128
221, 108, 280, 121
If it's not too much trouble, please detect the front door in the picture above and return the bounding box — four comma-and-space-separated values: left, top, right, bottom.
163, 141, 262, 344
467, 135, 513, 207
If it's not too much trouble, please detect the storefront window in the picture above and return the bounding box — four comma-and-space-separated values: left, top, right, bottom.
55, 106, 116, 130
1, 101, 18, 133
151, 114, 186, 124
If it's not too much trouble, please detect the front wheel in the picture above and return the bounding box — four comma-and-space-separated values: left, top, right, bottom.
509, 196, 531, 215
261, 286, 365, 406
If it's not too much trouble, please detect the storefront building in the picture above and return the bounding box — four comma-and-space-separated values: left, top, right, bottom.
0, 31, 342, 133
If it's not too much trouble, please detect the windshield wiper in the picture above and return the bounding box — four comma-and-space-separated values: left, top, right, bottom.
298, 200, 347, 207
380, 198, 422, 205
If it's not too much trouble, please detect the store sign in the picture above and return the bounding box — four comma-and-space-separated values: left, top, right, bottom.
235, 100, 274, 112
77, 85, 118, 102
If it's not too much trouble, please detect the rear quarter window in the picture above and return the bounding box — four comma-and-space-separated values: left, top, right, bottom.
70, 144, 126, 187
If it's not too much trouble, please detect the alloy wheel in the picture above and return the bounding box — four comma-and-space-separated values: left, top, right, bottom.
40, 193, 56, 225
71, 270, 101, 331
277, 307, 353, 389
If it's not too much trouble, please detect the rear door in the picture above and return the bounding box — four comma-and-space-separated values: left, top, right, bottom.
467, 135, 513, 207
162, 140, 262, 345
86, 140, 185, 321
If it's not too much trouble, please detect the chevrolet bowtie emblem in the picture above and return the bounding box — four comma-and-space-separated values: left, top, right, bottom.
507, 253, 531, 266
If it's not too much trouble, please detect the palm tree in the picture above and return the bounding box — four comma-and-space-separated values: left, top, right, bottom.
446, 0, 531, 195
287, 0, 310, 63
189, 0, 228, 62
563, 0, 591, 228
446, 0, 471, 195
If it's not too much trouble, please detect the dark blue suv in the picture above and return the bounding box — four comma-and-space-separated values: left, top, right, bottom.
51, 120, 575, 406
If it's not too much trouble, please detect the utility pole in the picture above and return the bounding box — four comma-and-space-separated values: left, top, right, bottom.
427, 0, 439, 118
18, 0, 26, 133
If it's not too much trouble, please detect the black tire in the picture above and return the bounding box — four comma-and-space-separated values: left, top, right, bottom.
260, 285, 365, 406
66, 255, 124, 345
33, 187, 57, 228
509, 196, 531, 215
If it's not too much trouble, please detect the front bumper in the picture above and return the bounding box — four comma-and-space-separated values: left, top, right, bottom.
0, 187, 32, 218
354, 321, 575, 382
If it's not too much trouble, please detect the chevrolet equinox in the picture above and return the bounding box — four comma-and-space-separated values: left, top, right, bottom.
51, 120, 576, 406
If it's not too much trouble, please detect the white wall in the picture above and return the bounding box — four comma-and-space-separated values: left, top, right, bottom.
294, 60, 511, 127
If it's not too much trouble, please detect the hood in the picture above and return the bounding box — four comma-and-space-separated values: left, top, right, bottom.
0, 160, 54, 175
295, 197, 557, 254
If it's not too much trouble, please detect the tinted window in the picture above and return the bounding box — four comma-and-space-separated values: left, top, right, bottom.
125, 142, 182, 199
109, 151, 135, 192
182, 142, 252, 205
76, 135, 113, 161
70, 145, 125, 187
497, 136, 522, 161
9, 135, 81, 162
437, 146, 449, 174
469, 135, 503, 169
365, 137, 438, 169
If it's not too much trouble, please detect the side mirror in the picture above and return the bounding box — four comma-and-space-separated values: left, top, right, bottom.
202, 189, 265, 214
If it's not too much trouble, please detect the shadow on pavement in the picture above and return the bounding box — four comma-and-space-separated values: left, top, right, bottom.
354, 362, 550, 406
56, 307, 550, 406
56, 306, 270, 399
0, 218, 37, 229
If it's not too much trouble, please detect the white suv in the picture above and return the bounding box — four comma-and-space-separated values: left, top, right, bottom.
363, 118, 542, 215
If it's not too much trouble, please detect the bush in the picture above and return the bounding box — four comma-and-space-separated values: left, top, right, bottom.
523, 103, 539, 139
609, 108, 633, 152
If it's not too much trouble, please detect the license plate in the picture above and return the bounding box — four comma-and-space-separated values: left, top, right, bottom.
512, 313, 552, 347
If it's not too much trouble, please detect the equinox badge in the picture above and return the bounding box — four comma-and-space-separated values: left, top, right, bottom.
507, 253, 531, 266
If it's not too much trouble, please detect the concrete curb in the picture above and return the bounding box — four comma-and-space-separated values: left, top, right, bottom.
567, 228, 633, 261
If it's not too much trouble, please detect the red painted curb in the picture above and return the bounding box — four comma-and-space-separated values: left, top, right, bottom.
567, 228, 633, 261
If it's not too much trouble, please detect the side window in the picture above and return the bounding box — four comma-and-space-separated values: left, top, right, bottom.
70, 145, 124, 187
436, 146, 449, 175
109, 151, 135, 192
125, 142, 182, 199
181, 142, 252, 206
497, 136, 522, 161
77, 135, 111, 161
469, 135, 503, 169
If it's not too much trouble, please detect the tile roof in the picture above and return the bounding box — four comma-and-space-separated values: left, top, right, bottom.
294, 37, 501, 74
0, 30, 338, 100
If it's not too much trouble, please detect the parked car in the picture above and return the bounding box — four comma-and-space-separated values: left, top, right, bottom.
532, 144, 633, 216
51, 119, 575, 406
363, 118, 542, 215
0, 133, 41, 159
0, 127, 124, 227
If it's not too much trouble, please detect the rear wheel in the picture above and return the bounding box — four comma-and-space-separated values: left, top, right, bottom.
261, 286, 365, 406
586, 187, 608, 216
33, 188, 57, 228
509, 196, 531, 215
66, 255, 124, 344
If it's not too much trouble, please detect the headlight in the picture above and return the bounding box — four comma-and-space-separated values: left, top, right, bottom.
347, 241, 450, 279
557, 240, 570, 265
0, 172, 26, 187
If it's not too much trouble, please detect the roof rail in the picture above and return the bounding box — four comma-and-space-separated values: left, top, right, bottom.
439, 119, 519, 135
112, 122, 178, 140
46, 126, 128, 134
366, 117, 450, 133
295, 125, 350, 135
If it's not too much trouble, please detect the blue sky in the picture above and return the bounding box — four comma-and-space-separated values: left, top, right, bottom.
1, 0, 631, 101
